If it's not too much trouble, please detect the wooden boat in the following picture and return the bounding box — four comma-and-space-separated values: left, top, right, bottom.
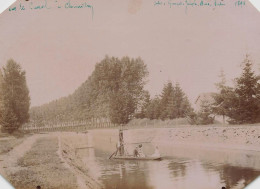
112, 155, 162, 161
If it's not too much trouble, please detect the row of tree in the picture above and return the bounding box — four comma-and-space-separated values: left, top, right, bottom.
135, 55, 260, 125
1, 55, 259, 132
29, 55, 260, 127
30, 56, 194, 127
0, 60, 30, 133
136, 82, 193, 120
30, 56, 148, 126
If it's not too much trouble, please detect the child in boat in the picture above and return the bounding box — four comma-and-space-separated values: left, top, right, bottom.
151, 146, 160, 157
133, 146, 139, 157
137, 144, 145, 157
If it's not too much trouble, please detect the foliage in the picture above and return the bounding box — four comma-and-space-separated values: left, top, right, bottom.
29, 54, 260, 127
211, 55, 260, 124
145, 96, 161, 119
30, 56, 148, 125
0, 59, 30, 133
186, 111, 199, 125
159, 81, 192, 120
160, 82, 175, 120
143, 81, 193, 121
134, 90, 150, 119
0, 70, 4, 121
228, 56, 260, 124
173, 83, 193, 118
196, 100, 214, 125
211, 70, 235, 124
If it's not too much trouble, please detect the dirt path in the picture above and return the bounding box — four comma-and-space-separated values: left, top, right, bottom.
0, 134, 39, 178
2, 134, 78, 189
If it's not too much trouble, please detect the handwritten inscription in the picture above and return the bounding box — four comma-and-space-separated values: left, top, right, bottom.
154, 0, 246, 9
8, 0, 94, 19
235, 0, 246, 7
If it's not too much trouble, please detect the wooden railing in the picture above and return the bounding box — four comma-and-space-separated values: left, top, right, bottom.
21, 121, 118, 132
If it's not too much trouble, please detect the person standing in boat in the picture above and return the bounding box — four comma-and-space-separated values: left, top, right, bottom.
114, 140, 121, 156
119, 129, 125, 156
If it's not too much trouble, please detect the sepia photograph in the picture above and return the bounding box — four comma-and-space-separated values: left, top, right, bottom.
0, 0, 260, 188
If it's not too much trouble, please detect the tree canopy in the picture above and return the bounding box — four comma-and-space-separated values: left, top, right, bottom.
0, 59, 30, 133
30, 56, 148, 125
229, 56, 260, 123
29, 54, 260, 127
212, 55, 260, 124
137, 81, 193, 120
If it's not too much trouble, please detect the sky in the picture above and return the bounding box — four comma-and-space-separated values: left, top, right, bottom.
0, 0, 259, 107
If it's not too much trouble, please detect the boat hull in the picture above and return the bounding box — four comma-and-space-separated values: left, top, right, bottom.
112, 156, 162, 160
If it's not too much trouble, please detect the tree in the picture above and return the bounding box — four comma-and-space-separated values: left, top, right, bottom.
159, 81, 192, 120
173, 83, 192, 118
257, 74, 260, 122
146, 96, 161, 119
108, 57, 148, 124
212, 70, 235, 124
135, 90, 150, 119
197, 99, 215, 125
160, 82, 175, 120
1, 59, 30, 133
29, 56, 148, 126
0, 70, 4, 120
227, 55, 260, 124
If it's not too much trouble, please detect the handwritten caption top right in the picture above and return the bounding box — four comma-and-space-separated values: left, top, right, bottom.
153, 0, 246, 9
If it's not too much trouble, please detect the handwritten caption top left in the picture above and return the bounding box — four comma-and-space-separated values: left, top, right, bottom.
8, 0, 94, 19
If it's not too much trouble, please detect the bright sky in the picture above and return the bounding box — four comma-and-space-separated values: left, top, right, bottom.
0, 0, 259, 107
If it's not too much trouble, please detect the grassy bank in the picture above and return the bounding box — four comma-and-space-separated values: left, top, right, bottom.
0, 131, 30, 155
7, 136, 77, 189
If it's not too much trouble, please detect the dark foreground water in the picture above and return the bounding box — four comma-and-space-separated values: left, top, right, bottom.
74, 139, 260, 189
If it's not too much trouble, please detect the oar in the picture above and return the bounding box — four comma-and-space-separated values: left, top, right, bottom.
109, 151, 116, 159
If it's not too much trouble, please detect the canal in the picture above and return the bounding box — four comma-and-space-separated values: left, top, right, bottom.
65, 131, 260, 189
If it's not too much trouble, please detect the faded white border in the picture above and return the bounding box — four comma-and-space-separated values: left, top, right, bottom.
249, 0, 260, 11
0, 0, 259, 188
0, 0, 16, 14
0, 175, 15, 189
245, 176, 260, 189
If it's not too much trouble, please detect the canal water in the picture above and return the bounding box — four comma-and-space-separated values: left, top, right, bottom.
71, 132, 260, 189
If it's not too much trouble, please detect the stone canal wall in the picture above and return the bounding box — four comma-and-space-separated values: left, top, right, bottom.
90, 125, 260, 152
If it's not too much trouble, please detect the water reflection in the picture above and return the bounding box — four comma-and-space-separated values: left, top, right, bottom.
73, 133, 260, 189
201, 162, 260, 189
168, 160, 187, 178
100, 161, 153, 189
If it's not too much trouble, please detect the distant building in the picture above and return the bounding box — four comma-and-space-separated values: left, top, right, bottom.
194, 92, 216, 112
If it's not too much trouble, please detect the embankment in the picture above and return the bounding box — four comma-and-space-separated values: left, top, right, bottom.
90, 125, 260, 152
59, 132, 104, 189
